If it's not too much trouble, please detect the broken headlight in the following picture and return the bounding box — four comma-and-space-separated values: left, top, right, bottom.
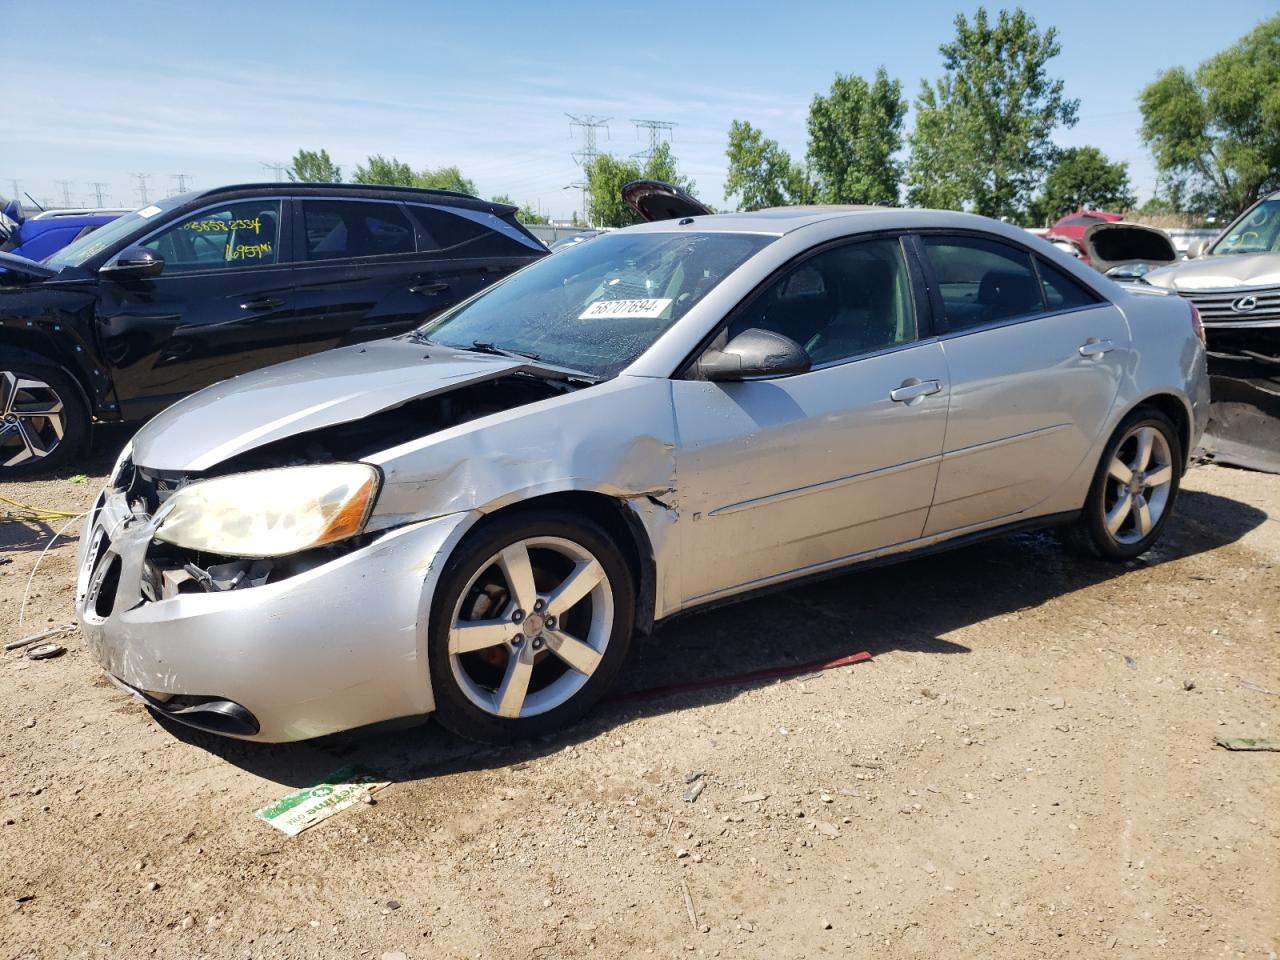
154, 464, 380, 558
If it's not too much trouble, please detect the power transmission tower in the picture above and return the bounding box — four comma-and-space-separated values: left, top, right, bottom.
56, 180, 73, 207
566, 114, 610, 226
630, 119, 676, 161
89, 182, 110, 208
170, 173, 192, 195
7, 180, 19, 202
130, 172, 152, 205
260, 161, 287, 182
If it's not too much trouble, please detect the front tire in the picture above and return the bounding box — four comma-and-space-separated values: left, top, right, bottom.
427, 509, 635, 743
1065, 407, 1183, 560
0, 361, 89, 475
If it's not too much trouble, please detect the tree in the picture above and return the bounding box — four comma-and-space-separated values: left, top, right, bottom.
415, 165, 477, 196
1026, 146, 1136, 224
906, 7, 1079, 219
806, 67, 907, 205
724, 119, 809, 211
584, 144, 696, 227
288, 148, 341, 183
352, 154, 415, 187
492, 194, 549, 224
1139, 15, 1280, 218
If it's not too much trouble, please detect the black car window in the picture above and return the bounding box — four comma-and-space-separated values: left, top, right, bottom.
1037, 259, 1099, 311
140, 200, 283, 271
729, 238, 916, 366
302, 199, 414, 261
409, 205, 537, 258
920, 235, 1045, 331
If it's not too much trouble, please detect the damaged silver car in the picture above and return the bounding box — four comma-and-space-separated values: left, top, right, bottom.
76, 195, 1210, 743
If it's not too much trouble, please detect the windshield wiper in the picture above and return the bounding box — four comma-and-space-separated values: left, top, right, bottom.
466, 340, 541, 362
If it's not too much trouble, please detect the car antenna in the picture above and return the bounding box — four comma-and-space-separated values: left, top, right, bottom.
24, 193, 44, 212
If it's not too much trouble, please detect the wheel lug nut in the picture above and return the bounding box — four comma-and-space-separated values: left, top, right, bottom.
534, 599, 545, 612
512, 609, 524, 624
545, 616, 556, 629
532, 638, 544, 650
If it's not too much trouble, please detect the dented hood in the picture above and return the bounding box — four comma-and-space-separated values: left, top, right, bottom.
131, 338, 528, 472
1144, 252, 1280, 291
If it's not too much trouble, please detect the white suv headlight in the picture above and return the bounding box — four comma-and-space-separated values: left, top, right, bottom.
155, 463, 380, 558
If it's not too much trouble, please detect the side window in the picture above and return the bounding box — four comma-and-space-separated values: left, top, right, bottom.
920, 235, 1045, 331
408, 205, 537, 257
141, 200, 282, 271
302, 200, 414, 261
1037, 259, 1099, 311
728, 238, 917, 366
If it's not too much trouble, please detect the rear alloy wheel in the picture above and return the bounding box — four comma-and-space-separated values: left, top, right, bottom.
0, 364, 88, 474
1066, 408, 1182, 560
429, 511, 634, 743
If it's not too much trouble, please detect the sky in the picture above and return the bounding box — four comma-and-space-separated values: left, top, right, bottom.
5, 0, 1275, 220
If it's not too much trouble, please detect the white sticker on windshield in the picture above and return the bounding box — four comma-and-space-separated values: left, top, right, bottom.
137, 204, 162, 218
579, 298, 673, 320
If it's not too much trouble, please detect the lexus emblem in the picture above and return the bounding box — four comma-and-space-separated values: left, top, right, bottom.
1231, 295, 1258, 313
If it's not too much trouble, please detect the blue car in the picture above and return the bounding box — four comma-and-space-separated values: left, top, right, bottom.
1, 197, 129, 263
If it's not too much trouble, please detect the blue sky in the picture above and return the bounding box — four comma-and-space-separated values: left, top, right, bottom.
6, 0, 1275, 219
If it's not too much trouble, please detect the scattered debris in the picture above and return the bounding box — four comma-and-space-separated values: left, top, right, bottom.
683, 779, 706, 803
26, 643, 66, 661
1183, 679, 1196, 691
1047, 697, 1066, 710
1214, 737, 1280, 752
684, 769, 705, 784
254, 766, 390, 836
737, 792, 768, 803
5, 623, 75, 652
680, 880, 699, 932
1238, 679, 1280, 697
811, 820, 840, 839
675, 848, 690, 859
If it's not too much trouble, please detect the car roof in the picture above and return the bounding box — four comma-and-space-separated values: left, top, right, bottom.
182, 182, 515, 215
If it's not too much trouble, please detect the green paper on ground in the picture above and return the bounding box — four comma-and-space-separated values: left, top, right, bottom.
255, 766, 390, 836
1214, 736, 1280, 752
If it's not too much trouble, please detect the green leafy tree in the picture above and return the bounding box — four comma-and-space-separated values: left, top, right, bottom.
584, 144, 696, 227
807, 67, 907, 205
415, 165, 477, 196
1026, 146, 1136, 224
352, 154, 416, 187
288, 148, 341, 183
724, 119, 809, 211
492, 194, 549, 224
1139, 15, 1280, 218
906, 6, 1079, 219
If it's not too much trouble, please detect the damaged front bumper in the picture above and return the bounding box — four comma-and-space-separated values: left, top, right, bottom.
74, 486, 471, 741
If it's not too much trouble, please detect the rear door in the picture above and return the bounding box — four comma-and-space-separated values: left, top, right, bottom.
96, 197, 295, 420
914, 232, 1129, 535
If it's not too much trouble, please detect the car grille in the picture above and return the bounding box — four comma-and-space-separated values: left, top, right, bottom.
1178, 285, 1280, 324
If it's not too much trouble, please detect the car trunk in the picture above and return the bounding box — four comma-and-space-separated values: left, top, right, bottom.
1082, 222, 1178, 273
621, 180, 714, 222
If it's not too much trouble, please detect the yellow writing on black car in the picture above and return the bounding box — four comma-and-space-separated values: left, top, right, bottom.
226, 242, 273, 261
183, 217, 263, 234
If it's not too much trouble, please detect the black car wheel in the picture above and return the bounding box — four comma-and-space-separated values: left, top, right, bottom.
428, 508, 635, 744
0, 361, 89, 475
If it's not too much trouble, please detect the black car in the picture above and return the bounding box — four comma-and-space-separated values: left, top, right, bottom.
0, 183, 547, 474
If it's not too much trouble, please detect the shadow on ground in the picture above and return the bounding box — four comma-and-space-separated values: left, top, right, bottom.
154, 483, 1268, 789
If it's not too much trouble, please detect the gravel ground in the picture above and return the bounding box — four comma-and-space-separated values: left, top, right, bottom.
1, 434, 1277, 960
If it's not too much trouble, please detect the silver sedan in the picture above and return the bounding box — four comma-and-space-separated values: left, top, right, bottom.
75, 207, 1210, 743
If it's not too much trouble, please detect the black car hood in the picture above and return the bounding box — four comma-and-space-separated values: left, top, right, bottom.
0, 250, 55, 279
621, 180, 714, 222
130, 338, 533, 472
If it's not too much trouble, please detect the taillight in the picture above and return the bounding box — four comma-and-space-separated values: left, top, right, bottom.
1188, 301, 1205, 346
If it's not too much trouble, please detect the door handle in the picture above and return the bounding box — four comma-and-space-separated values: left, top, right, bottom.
409, 281, 450, 295
1077, 338, 1114, 358
889, 379, 942, 403
240, 297, 283, 311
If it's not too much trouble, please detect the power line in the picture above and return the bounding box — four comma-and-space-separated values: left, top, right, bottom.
130, 172, 152, 205
89, 182, 110, 208
56, 180, 73, 207
631, 119, 676, 160
259, 161, 287, 182
170, 173, 192, 195
566, 114, 611, 227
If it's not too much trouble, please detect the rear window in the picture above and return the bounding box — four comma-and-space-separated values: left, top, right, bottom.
1037, 259, 1099, 310
408, 205, 541, 258
302, 199, 414, 261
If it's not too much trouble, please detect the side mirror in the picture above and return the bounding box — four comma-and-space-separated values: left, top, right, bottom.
1185, 238, 1209, 259
698, 328, 811, 382
99, 246, 164, 281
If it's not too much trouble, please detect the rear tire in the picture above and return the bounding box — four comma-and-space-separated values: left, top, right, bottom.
1064, 407, 1182, 560
0, 360, 89, 475
427, 509, 635, 744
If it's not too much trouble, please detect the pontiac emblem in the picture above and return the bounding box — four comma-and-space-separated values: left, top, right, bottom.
1231, 295, 1258, 313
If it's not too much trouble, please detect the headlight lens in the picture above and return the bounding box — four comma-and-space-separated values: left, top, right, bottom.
155, 463, 380, 558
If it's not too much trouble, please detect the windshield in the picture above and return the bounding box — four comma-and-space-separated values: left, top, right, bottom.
1211, 198, 1280, 256
43, 197, 180, 270
421, 230, 775, 378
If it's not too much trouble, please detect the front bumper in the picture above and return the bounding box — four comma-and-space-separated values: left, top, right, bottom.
74, 488, 471, 741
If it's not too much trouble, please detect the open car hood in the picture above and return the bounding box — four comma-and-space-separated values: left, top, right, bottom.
0, 250, 56, 279
1081, 222, 1177, 272
621, 180, 714, 222
131, 338, 532, 472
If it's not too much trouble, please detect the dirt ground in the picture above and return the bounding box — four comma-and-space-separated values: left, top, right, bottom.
1, 430, 1277, 960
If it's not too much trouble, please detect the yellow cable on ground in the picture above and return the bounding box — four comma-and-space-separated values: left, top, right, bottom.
0, 493, 84, 522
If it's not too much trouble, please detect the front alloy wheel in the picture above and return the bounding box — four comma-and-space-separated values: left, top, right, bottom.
429, 511, 634, 742
0, 371, 66, 468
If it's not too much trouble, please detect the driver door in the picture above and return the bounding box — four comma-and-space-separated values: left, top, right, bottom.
96, 198, 296, 420
671, 236, 950, 605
